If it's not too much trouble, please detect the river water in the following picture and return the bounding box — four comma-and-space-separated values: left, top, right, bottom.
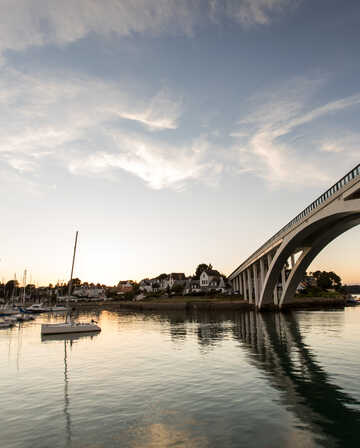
1, 307, 360, 448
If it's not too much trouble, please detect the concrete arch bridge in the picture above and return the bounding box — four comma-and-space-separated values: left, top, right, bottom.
229, 163, 360, 310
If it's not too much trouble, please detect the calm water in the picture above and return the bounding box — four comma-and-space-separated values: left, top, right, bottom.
1, 307, 360, 448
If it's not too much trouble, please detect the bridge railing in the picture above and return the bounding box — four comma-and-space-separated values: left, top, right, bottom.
231, 163, 360, 276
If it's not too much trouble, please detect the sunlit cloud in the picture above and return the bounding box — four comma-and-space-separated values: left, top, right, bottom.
319, 134, 360, 155
0, 68, 181, 177
219, 0, 295, 26
0, 0, 298, 58
0, 67, 220, 190
321, 143, 344, 153
114, 89, 182, 131
6, 158, 37, 173
69, 134, 222, 190
231, 79, 360, 187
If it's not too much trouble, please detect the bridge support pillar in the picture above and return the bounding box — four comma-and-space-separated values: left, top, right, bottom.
253, 263, 259, 306
273, 286, 278, 306
247, 269, 253, 304
281, 266, 286, 294
290, 254, 295, 270
260, 257, 265, 289
243, 272, 248, 301
239, 274, 243, 295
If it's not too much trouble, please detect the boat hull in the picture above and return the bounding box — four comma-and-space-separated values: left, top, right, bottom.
0, 322, 14, 329
41, 323, 101, 335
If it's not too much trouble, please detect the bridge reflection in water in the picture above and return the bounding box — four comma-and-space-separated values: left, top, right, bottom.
165, 309, 360, 446
232, 311, 360, 446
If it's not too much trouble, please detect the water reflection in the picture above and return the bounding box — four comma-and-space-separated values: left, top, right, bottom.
5, 309, 356, 448
41, 332, 100, 446
163, 309, 360, 447
234, 311, 360, 446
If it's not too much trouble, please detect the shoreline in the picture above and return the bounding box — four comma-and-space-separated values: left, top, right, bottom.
73, 295, 346, 312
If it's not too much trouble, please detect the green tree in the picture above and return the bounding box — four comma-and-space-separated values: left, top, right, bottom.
5, 280, 19, 299
195, 263, 212, 277
312, 271, 342, 290
131, 282, 140, 294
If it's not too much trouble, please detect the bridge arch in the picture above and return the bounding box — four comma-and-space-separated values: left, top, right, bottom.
259, 211, 360, 309
229, 164, 360, 310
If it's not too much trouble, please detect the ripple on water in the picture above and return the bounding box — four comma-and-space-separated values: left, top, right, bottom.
1, 308, 360, 448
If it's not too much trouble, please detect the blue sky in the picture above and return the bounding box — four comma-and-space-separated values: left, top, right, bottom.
0, 0, 359, 285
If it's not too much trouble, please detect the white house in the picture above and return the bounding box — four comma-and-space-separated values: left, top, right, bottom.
198, 270, 230, 293
72, 286, 105, 299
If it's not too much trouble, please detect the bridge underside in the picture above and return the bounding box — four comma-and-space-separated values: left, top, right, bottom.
231, 195, 360, 310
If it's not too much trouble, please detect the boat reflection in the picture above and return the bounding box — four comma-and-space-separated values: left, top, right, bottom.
41, 331, 101, 343
41, 331, 100, 446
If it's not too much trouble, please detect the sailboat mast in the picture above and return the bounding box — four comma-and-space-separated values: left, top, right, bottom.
67, 231, 79, 297
22, 269, 27, 304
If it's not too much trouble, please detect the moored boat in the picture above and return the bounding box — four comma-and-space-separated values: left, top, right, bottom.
51, 305, 68, 312
40, 231, 101, 337
0, 319, 15, 329
0, 305, 18, 316
41, 321, 101, 335
27, 303, 51, 313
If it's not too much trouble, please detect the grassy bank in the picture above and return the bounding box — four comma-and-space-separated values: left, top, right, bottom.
73, 294, 345, 312
281, 295, 345, 310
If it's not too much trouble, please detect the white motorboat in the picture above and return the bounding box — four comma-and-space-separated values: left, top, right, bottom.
51, 305, 68, 312
0, 320, 15, 329
27, 303, 51, 313
0, 305, 18, 316
4, 316, 17, 324
41, 321, 101, 335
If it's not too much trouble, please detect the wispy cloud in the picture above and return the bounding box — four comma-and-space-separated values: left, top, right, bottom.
0, 67, 181, 154
320, 134, 360, 155
221, 0, 295, 26
231, 79, 360, 187
69, 134, 222, 190
114, 89, 182, 131
0, 0, 297, 58
0, 67, 220, 190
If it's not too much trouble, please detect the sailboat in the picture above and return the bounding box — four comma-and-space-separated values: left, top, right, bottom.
41, 231, 101, 335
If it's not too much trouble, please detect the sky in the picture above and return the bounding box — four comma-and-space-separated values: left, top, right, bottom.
0, 0, 359, 286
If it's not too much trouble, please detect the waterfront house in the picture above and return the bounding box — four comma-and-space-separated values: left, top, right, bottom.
199, 270, 229, 292
168, 273, 186, 289
117, 280, 134, 293
73, 286, 105, 299
139, 279, 153, 293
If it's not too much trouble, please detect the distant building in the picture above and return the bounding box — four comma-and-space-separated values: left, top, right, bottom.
184, 269, 230, 294
140, 268, 230, 296
72, 286, 105, 299
167, 273, 186, 289
139, 279, 154, 293
139, 273, 186, 293
117, 281, 134, 293
184, 277, 200, 294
